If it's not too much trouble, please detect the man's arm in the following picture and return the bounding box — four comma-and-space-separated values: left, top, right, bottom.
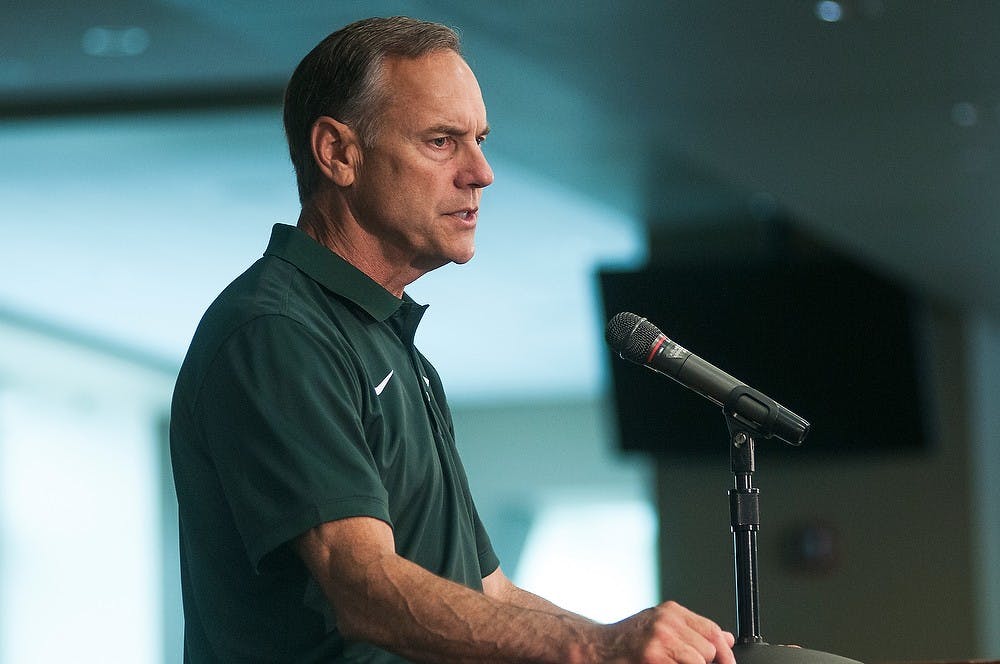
295, 516, 736, 664
482, 566, 595, 622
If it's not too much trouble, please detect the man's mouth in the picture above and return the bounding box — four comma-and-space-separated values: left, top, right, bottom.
448, 208, 478, 224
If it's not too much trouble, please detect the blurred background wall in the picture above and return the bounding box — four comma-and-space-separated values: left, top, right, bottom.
1, 2, 999, 663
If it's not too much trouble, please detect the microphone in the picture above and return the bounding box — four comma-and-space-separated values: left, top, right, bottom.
605, 312, 809, 446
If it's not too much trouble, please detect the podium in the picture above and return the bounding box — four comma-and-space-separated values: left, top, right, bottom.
734, 644, 861, 664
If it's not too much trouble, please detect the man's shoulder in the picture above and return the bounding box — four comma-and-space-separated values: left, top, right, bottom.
190, 256, 292, 345
200, 253, 350, 340
174, 255, 358, 398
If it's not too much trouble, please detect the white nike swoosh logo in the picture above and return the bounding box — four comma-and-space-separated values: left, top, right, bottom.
374, 370, 394, 396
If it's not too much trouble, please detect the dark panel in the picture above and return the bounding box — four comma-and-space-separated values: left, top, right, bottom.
599, 258, 931, 460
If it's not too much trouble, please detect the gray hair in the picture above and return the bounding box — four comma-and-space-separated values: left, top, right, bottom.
283, 16, 462, 204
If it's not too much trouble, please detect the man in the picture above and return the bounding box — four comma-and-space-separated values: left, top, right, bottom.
170, 15, 737, 664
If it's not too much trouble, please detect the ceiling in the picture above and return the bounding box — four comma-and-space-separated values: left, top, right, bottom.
3, 0, 999, 317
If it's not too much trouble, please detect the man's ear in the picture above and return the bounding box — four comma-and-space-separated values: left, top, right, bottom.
310, 116, 361, 187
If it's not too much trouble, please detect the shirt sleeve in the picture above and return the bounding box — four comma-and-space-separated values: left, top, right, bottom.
474, 507, 500, 578
195, 313, 391, 572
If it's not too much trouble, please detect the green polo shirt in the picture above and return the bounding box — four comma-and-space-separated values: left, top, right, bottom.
169, 223, 498, 663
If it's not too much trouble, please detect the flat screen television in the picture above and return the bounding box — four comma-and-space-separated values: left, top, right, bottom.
598, 258, 931, 459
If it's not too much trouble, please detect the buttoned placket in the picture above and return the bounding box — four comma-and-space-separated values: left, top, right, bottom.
389, 303, 449, 442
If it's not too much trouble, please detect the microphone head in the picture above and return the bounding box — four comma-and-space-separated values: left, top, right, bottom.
605, 312, 664, 363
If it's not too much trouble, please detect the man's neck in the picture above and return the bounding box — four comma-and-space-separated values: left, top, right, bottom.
296, 204, 419, 299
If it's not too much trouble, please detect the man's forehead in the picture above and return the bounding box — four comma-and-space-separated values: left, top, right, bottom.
380, 51, 488, 127
381, 51, 481, 97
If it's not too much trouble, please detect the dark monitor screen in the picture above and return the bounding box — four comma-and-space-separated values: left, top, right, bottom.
598, 260, 931, 460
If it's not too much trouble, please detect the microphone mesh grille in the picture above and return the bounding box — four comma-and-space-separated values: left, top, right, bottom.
605, 312, 663, 363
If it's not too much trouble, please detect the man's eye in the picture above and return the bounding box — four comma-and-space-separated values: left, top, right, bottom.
430, 137, 449, 148
475, 136, 486, 146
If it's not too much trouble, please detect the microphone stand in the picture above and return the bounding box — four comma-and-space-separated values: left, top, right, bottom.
724, 412, 862, 664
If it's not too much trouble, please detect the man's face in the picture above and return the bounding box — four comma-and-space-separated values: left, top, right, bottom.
346, 49, 494, 274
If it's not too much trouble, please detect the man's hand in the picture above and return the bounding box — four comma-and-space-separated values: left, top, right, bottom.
596, 601, 737, 664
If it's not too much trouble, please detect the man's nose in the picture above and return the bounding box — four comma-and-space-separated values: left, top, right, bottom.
458, 143, 494, 189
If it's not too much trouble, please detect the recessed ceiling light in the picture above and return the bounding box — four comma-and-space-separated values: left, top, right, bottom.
82, 26, 150, 58
815, 1, 844, 22
951, 102, 979, 128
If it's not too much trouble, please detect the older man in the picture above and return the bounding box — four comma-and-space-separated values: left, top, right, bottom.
170, 16, 736, 664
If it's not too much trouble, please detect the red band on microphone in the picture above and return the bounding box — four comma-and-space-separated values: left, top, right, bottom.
645, 335, 666, 364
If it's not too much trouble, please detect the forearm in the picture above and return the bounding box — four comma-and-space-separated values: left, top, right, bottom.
297, 518, 734, 664
333, 551, 600, 663
490, 579, 596, 624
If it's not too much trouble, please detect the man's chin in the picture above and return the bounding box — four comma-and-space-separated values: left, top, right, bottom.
446, 245, 476, 266
415, 249, 474, 274
452, 251, 475, 266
